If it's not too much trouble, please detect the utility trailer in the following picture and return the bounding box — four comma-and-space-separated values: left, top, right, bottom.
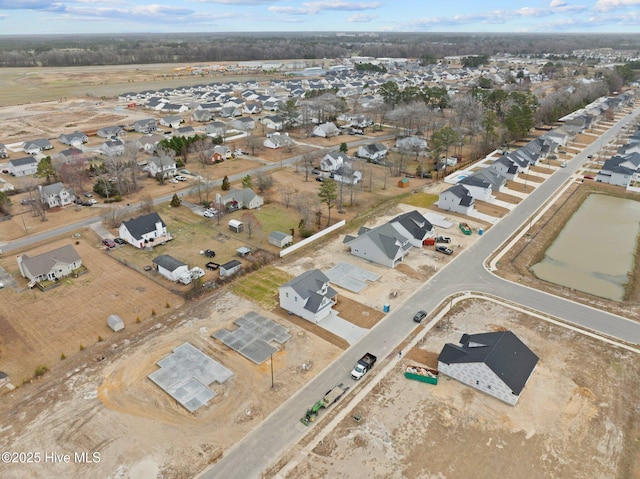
300, 384, 349, 426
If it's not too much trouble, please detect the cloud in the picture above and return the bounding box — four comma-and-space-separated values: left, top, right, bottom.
348, 13, 376, 22
195, 0, 275, 4
0, 0, 60, 9
594, 0, 640, 11
269, 0, 381, 15
550, 0, 567, 6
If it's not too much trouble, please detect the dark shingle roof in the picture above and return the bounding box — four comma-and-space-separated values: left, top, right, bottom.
121, 212, 165, 241
438, 331, 539, 395
152, 254, 186, 272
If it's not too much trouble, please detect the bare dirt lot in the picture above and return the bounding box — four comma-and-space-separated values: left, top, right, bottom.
278, 299, 640, 479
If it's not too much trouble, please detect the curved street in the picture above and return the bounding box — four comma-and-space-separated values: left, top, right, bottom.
201, 107, 640, 478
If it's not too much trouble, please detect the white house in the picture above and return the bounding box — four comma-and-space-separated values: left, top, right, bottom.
457, 175, 494, 202
152, 254, 189, 282
147, 156, 177, 179
58, 131, 88, 146
22, 139, 53, 155
160, 115, 183, 128
279, 269, 337, 322
219, 259, 242, 278
263, 132, 292, 149
39, 182, 76, 208
233, 117, 256, 131
438, 184, 475, 216
17, 244, 82, 283
119, 212, 170, 249
312, 122, 340, 138
132, 118, 157, 134
357, 143, 387, 163
320, 151, 350, 172
101, 139, 125, 157
343, 223, 412, 268
388, 210, 434, 247
396, 136, 427, 152
8, 157, 38, 177
438, 331, 539, 406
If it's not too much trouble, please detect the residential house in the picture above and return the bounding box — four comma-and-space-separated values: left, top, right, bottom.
320, 151, 350, 172
58, 131, 88, 146
23, 139, 53, 155
39, 182, 76, 208
147, 156, 177, 179
312, 122, 340, 138
17, 244, 82, 283
136, 134, 163, 153
437, 330, 539, 406
262, 100, 280, 111
56, 148, 85, 164
96, 126, 124, 139
333, 164, 362, 185
160, 115, 183, 128
8, 156, 38, 176
263, 132, 292, 149
220, 188, 264, 210
205, 121, 226, 138
212, 145, 233, 159
279, 269, 338, 322
132, 118, 158, 134
219, 106, 242, 118
490, 156, 520, 181
152, 255, 189, 282
233, 117, 255, 131
395, 136, 427, 152
457, 175, 494, 202
243, 102, 262, 114
389, 210, 434, 247
0, 142, 7, 159
118, 212, 170, 249
595, 153, 640, 187
344, 222, 412, 268
192, 110, 212, 122
357, 143, 388, 163
260, 115, 284, 131
101, 139, 125, 157
438, 184, 475, 215
173, 126, 197, 138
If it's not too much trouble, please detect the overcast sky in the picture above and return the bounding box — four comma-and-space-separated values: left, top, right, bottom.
1, 0, 639, 35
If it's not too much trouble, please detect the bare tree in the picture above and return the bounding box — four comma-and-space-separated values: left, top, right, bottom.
241, 211, 261, 240
102, 205, 124, 229
190, 137, 213, 167
279, 185, 295, 208
245, 134, 263, 156
255, 171, 274, 194
140, 194, 154, 214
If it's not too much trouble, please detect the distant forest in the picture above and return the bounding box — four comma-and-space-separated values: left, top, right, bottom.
0, 32, 639, 68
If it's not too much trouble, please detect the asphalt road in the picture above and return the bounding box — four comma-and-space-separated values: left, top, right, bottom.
201, 108, 640, 478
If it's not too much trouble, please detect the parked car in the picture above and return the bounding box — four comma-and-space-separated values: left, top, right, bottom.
203, 210, 215, 218
84, 192, 93, 198
114, 237, 127, 245
560, 161, 567, 168
88, 198, 97, 204
584, 175, 594, 180
1, 169, 9, 174
311, 169, 321, 175
102, 238, 116, 249
168, 178, 178, 183
315, 177, 324, 182
435, 245, 453, 255
175, 175, 187, 182
413, 310, 427, 323
436, 236, 451, 243
587, 155, 593, 159
203, 249, 216, 258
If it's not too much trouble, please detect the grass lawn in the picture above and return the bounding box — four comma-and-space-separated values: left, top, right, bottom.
400, 192, 440, 208
231, 266, 293, 309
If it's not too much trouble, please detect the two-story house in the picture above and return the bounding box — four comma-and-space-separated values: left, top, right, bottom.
279, 269, 338, 322
39, 182, 76, 208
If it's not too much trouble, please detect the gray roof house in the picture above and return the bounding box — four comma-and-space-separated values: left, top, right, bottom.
220, 188, 264, 210
17, 244, 82, 283
8, 156, 38, 177
263, 132, 292, 149
101, 139, 125, 157
147, 156, 177, 179
118, 212, 169, 249
269, 231, 293, 248
58, 131, 88, 146
595, 154, 640, 187
279, 269, 337, 323
357, 143, 387, 163
320, 151, 350, 172
438, 331, 539, 406
312, 122, 340, 138
96, 126, 125, 139
344, 222, 413, 268
388, 210, 434, 247
232, 117, 256, 131
23, 139, 53, 154
458, 174, 494, 202
438, 184, 475, 216
205, 121, 226, 137
39, 182, 76, 208
132, 118, 158, 134
192, 109, 212, 122
160, 115, 183, 128
490, 156, 520, 181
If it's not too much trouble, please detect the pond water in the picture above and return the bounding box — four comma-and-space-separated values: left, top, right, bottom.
531, 194, 640, 301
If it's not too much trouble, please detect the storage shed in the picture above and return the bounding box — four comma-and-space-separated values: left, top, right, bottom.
269, 231, 293, 248
107, 314, 125, 332
397, 177, 410, 188
228, 219, 244, 233
220, 260, 242, 278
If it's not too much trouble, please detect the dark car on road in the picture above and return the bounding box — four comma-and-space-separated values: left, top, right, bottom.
435, 245, 453, 255
413, 310, 427, 323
